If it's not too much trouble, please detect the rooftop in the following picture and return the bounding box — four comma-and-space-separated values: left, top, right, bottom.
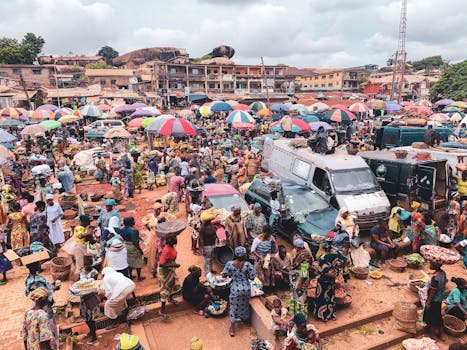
85, 69, 135, 77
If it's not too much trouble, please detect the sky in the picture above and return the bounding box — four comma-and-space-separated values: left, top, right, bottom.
1, 0, 466, 68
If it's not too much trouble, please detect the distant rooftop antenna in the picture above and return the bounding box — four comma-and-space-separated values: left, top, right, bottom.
390, 0, 407, 103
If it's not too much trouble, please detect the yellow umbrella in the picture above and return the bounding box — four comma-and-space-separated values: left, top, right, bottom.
58, 114, 81, 124
257, 108, 272, 118
199, 105, 211, 116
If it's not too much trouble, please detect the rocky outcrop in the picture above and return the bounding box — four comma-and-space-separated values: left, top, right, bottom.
113, 47, 188, 67
211, 45, 235, 59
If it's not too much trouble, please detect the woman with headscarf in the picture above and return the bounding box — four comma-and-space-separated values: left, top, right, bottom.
314, 240, 347, 322
423, 261, 447, 339
22, 287, 59, 350
100, 267, 136, 329
117, 217, 145, 281
79, 256, 100, 344
182, 265, 211, 316
142, 202, 165, 277
133, 160, 144, 194
445, 277, 467, 320
251, 224, 277, 288
45, 194, 64, 249
98, 199, 121, 256
222, 246, 256, 337
284, 313, 321, 350
56, 166, 74, 193
73, 214, 92, 274
24, 262, 59, 348
289, 238, 313, 318
123, 162, 135, 199
158, 236, 181, 320
110, 171, 123, 202
5, 201, 29, 250
245, 202, 267, 242
225, 205, 246, 249
410, 201, 425, 252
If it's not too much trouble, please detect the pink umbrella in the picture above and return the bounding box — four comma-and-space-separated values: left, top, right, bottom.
0, 107, 25, 119
232, 122, 255, 130
429, 113, 449, 123
233, 104, 250, 111
330, 104, 349, 111
127, 118, 145, 128
31, 109, 52, 121
405, 105, 433, 115
98, 103, 112, 112
158, 118, 197, 137
348, 102, 370, 113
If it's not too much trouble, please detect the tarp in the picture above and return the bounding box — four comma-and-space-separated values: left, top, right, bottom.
188, 94, 209, 102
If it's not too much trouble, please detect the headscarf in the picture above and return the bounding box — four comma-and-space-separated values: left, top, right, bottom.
253, 202, 262, 210
293, 239, 305, 249
46, 193, 54, 200
293, 313, 307, 326
235, 246, 247, 258
411, 201, 421, 210
231, 205, 241, 212
105, 198, 116, 206
30, 287, 49, 302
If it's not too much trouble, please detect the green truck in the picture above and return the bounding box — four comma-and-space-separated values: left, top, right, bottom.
373, 126, 457, 149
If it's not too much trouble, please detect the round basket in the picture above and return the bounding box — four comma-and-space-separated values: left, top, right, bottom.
50, 256, 72, 273
409, 280, 425, 294
51, 270, 70, 281
443, 315, 466, 337
351, 267, 369, 279
337, 295, 352, 307
63, 209, 77, 220
393, 302, 417, 323
394, 150, 408, 159
156, 220, 186, 238
389, 258, 407, 272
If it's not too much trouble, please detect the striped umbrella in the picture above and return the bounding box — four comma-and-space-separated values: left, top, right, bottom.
39, 120, 62, 130
141, 117, 158, 128
442, 106, 460, 113
145, 115, 175, 132
232, 122, 255, 130
434, 99, 454, 106
449, 101, 467, 109
330, 104, 349, 111
370, 100, 386, 110
270, 117, 311, 133
226, 110, 254, 125
37, 104, 58, 112
80, 105, 103, 117
58, 115, 81, 124
31, 109, 52, 121
308, 102, 330, 113
414, 99, 432, 107
289, 104, 308, 115
428, 113, 449, 123
0, 107, 26, 119
53, 107, 74, 120
348, 102, 369, 113
199, 105, 211, 116
322, 109, 357, 123
233, 104, 250, 111
158, 118, 196, 137
210, 101, 233, 112
128, 118, 145, 128
448, 112, 465, 123
249, 101, 267, 112
257, 108, 272, 118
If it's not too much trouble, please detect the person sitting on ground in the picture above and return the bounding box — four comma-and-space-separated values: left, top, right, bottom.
284, 313, 321, 350
271, 298, 293, 339
182, 265, 211, 316
370, 221, 399, 264
422, 212, 440, 246
445, 277, 467, 321
273, 245, 292, 287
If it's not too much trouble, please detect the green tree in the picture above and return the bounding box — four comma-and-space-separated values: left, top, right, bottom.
0, 37, 23, 64
97, 46, 118, 65
409, 56, 446, 71
85, 62, 114, 69
430, 61, 467, 101
21, 32, 45, 64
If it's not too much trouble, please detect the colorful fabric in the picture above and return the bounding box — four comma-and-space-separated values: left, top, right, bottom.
133, 163, 144, 187
158, 266, 181, 302
8, 212, 29, 249
284, 324, 320, 350
29, 212, 47, 244
245, 212, 267, 239
21, 309, 58, 350
73, 225, 88, 245
79, 269, 101, 322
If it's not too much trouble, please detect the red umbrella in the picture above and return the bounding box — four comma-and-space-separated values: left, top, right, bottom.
233, 104, 250, 111
158, 118, 196, 137
330, 104, 349, 110
232, 122, 255, 130
31, 109, 52, 121
0, 107, 26, 119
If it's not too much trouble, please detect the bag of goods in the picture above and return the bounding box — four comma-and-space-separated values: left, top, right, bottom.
420, 245, 460, 265
200, 208, 217, 223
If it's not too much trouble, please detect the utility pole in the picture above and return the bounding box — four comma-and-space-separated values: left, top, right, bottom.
261, 56, 270, 104
19, 74, 33, 110
390, 0, 407, 103
54, 60, 61, 108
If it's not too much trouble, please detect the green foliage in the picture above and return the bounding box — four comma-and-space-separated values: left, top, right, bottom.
430, 61, 467, 101
85, 62, 114, 69
0, 33, 44, 64
408, 55, 446, 71
97, 46, 119, 65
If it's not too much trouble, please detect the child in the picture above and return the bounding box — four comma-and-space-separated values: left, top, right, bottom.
271, 298, 292, 339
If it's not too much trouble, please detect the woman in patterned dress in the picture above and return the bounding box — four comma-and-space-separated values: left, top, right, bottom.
79, 256, 101, 344
6, 201, 29, 249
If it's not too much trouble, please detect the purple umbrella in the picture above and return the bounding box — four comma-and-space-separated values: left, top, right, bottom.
37, 104, 58, 112
131, 103, 147, 109
114, 104, 136, 113
19, 114, 29, 122
130, 109, 155, 118
309, 121, 332, 131
434, 99, 454, 106
386, 102, 402, 112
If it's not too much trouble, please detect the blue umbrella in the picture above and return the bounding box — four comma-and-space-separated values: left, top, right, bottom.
309, 121, 332, 131
270, 104, 289, 112
0, 129, 17, 143
226, 110, 254, 124
210, 101, 233, 112
299, 114, 320, 123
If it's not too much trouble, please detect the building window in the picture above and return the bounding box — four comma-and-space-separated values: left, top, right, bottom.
192, 68, 199, 74
32, 69, 41, 75
222, 70, 227, 74
321, 84, 325, 87
100, 79, 106, 85
314, 84, 318, 87
223, 84, 230, 89
314, 76, 318, 80
235, 70, 240, 74
213, 70, 218, 74
12, 68, 20, 74
329, 75, 333, 79
110, 79, 116, 85
328, 83, 333, 87
209, 83, 216, 89
169, 68, 177, 74
192, 83, 200, 89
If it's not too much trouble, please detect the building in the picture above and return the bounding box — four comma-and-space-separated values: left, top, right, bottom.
363, 73, 439, 99
84, 69, 138, 90
0, 64, 55, 89
295, 67, 371, 92
38, 55, 103, 67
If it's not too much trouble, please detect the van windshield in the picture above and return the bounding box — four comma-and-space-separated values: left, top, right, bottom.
331, 168, 379, 193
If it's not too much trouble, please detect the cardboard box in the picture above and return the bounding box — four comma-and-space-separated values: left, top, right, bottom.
20, 250, 50, 266
3, 249, 20, 261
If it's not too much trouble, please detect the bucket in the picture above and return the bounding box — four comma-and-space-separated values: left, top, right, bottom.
214, 246, 234, 266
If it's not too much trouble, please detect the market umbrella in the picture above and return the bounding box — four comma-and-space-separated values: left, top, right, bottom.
257, 108, 272, 118
299, 114, 320, 123
131, 102, 147, 109
37, 104, 58, 112
370, 100, 386, 110
210, 101, 233, 112
0, 144, 13, 160
0, 107, 26, 119
130, 109, 155, 118
31, 109, 52, 121
226, 110, 255, 125
289, 104, 308, 115
58, 115, 81, 124
39, 120, 61, 130
270, 104, 289, 113
114, 104, 135, 114
178, 109, 194, 118
0, 119, 21, 128
233, 104, 250, 111
448, 112, 465, 123
428, 113, 449, 123
80, 105, 103, 117
0, 129, 17, 143
232, 122, 255, 130
322, 109, 357, 123
434, 99, 454, 106
249, 101, 267, 112
128, 118, 145, 128
386, 101, 402, 113
225, 100, 238, 107
145, 115, 175, 132
270, 117, 311, 133
53, 108, 74, 120
404, 105, 433, 115
414, 99, 432, 107
141, 117, 157, 128
104, 127, 131, 139
158, 118, 196, 137
20, 124, 47, 137
330, 104, 349, 111
138, 106, 161, 116
199, 105, 211, 116
448, 101, 467, 109
98, 103, 112, 112
442, 106, 460, 113
308, 121, 332, 131
348, 102, 369, 113
308, 102, 329, 113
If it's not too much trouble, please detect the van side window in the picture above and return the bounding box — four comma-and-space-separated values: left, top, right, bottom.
313, 168, 332, 194
292, 159, 311, 180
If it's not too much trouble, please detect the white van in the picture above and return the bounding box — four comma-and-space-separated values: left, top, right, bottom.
262, 138, 390, 229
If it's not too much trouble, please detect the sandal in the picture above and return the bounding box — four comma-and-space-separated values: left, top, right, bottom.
169, 298, 179, 305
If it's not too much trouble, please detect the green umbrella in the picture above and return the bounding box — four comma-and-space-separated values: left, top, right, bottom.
0, 119, 21, 128
39, 120, 62, 130
141, 117, 156, 128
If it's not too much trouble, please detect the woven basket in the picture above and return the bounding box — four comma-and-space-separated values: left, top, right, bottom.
351, 267, 369, 279
393, 302, 417, 323
394, 150, 408, 159
389, 258, 407, 272
443, 315, 465, 337
50, 256, 72, 273
51, 269, 70, 281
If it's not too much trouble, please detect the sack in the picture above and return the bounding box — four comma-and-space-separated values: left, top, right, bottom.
351, 236, 363, 248
394, 319, 417, 334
